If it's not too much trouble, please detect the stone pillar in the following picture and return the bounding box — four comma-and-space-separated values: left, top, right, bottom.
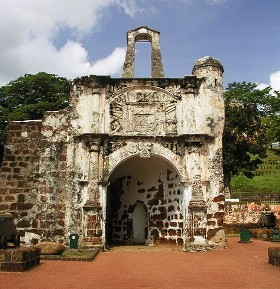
88, 143, 101, 202
81, 141, 103, 246
122, 31, 135, 78
181, 182, 192, 247
99, 181, 109, 249
184, 146, 209, 251
150, 31, 165, 78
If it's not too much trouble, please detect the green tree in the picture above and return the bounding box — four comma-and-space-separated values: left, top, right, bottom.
263, 114, 280, 145
261, 90, 280, 144
222, 82, 277, 190
0, 72, 70, 145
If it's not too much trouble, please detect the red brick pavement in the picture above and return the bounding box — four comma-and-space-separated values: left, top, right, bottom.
1, 237, 279, 289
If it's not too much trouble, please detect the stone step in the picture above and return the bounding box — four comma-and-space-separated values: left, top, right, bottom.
79, 241, 101, 249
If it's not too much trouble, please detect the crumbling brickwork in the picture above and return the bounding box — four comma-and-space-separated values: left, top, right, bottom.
0, 26, 225, 251
0, 121, 42, 242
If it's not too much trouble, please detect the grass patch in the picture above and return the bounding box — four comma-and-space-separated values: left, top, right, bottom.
61, 249, 95, 257
245, 171, 280, 192
231, 149, 280, 193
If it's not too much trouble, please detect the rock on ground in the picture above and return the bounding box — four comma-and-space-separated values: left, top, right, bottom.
35, 241, 65, 255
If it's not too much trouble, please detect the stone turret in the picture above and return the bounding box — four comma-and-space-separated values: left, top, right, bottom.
192, 56, 224, 89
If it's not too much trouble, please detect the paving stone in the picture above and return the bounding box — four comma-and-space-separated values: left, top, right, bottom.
1, 238, 280, 289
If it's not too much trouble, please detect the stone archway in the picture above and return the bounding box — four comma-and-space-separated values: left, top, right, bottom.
106, 154, 183, 246
0, 27, 226, 252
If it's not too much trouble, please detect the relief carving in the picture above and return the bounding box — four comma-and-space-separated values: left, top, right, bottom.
110, 89, 178, 135
138, 142, 152, 158
165, 85, 182, 99
110, 94, 125, 132
128, 142, 153, 158
161, 141, 183, 156
111, 142, 127, 153
191, 180, 204, 199
91, 112, 99, 133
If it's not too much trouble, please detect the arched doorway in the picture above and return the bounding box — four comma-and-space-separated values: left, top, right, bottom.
132, 203, 147, 244
106, 154, 183, 246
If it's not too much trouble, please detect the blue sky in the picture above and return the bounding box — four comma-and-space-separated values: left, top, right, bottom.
0, 0, 279, 90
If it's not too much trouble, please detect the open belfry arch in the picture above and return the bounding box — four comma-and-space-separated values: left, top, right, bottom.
0, 26, 226, 251
122, 26, 165, 78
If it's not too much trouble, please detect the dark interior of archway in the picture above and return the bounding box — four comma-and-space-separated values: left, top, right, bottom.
106, 156, 183, 246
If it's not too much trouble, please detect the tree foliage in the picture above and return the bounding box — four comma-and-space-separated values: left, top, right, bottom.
0, 72, 70, 145
223, 81, 280, 187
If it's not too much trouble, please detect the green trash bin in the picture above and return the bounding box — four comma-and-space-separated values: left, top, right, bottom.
271, 228, 280, 242
239, 228, 252, 243
69, 233, 79, 249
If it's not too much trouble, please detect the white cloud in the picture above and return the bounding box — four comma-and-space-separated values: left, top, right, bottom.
116, 0, 142, 17
206, 0, 226, 4
89, 47, 126, 75
0, 0, 138, 86
178, 0, 227, 4
270, 71, 280, 91
257, 83, 269, 90
257, 70, 280, 91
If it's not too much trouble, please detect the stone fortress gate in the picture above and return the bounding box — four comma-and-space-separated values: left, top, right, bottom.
0, 27, 225, 251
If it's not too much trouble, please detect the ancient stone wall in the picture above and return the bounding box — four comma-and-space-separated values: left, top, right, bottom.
224, 202, 280, 225
0, 121, 42, 244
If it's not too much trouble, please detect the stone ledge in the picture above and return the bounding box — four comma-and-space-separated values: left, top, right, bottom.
0, 247, 40, 272
268, 247, 280, 267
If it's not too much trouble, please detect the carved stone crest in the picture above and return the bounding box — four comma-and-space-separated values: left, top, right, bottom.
128, 142, 153, 158
110, 88, 178, 136
138, 142, 152, 158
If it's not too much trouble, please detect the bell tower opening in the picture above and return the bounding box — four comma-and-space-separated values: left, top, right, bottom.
122, 26, 165, 78
135, 41, 152, 78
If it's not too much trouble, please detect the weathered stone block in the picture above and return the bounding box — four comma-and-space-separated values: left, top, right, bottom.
0, 247, 40, 272
17, 193, 25, 202
0, 204, 9, 210
53, 229, 64, 236
207, 228, 220, 239
207, 220, 216, 226
168, 229, 177, 236
17, 203, 33, 210
268, 247, 280, 267
1, 167, 11, 172
213, 195, 224, 202
17, 219, 31, 228
4, 195, 16, 202
35, 242, 65, 255
19, 162, 28, 168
